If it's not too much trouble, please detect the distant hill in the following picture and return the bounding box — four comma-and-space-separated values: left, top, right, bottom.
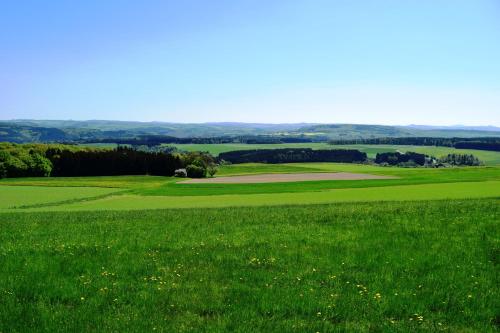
288, 123, 500, 139
1, 120, 500, 143
3, 120, 307, 139
406, 125, 500, 132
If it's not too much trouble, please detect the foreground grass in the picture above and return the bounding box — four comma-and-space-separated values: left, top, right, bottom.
0, 199, 498, 332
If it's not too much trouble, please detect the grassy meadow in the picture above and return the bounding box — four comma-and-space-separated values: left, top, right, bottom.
1, 151, 499, 332
0, 186, 121, 209
167, 143, 500, 165
0, 200, 498, 332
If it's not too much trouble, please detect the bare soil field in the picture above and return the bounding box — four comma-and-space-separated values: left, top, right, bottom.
180, 172, 396, 184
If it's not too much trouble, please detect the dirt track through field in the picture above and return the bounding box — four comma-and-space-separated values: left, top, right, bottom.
180, 172, 396, 184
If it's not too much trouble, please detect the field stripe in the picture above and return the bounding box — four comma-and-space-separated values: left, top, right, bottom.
0, 186, 122, 209
16, 180, 500, 211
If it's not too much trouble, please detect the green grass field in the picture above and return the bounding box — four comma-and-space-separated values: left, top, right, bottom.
164, 142, 333, 155
0, 161, 499, 332
1, 163, 499, 210
0, 186, 121, 209
168, 143, 500, 165
1, 200, 498, 332
12, 180, 497, 211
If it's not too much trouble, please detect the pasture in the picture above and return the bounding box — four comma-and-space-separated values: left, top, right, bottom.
0, 186, 121, 209
0, 200, 498, 332
0, 160, 499, 332
167, 143, 500, 165
1, 163, 499, 210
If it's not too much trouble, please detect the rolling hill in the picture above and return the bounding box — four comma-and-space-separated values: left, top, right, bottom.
1, 120, 499, 143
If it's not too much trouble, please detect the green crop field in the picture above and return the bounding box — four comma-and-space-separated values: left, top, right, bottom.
0, 162, 499, 332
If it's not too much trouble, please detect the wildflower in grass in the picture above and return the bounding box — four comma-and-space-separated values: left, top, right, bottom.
409, 313, 424, 323
373, 293, 381, 300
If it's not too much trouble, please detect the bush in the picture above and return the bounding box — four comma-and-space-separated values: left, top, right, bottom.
186, 164, 207, 178
4, 156, 29, 177
28, 153, 53, 177
182, 152, 215, 169
207, 164, 218, 177
174, 168, 187, 177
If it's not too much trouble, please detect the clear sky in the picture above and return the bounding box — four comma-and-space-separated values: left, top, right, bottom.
1, 0, 499, 125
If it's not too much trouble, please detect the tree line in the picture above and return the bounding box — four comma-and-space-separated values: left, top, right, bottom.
218, 148, 367, 164
0, 143, 216, 178
45, 147, 183, 177
87, 135, 317, 146
329, 137, 500, 152
375, 152, 430, 166
374, 152, 482, 167
453, 141, 500, 152
437, 154, 481, 166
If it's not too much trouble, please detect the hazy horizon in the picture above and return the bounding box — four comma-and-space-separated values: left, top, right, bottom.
3, 119, 500, 130
2, 1, 499, 125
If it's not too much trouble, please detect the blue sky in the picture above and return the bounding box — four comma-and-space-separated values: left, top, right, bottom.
1, 0, 499, 125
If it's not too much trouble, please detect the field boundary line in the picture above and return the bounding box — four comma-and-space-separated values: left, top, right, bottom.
9, 190, 129, 210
